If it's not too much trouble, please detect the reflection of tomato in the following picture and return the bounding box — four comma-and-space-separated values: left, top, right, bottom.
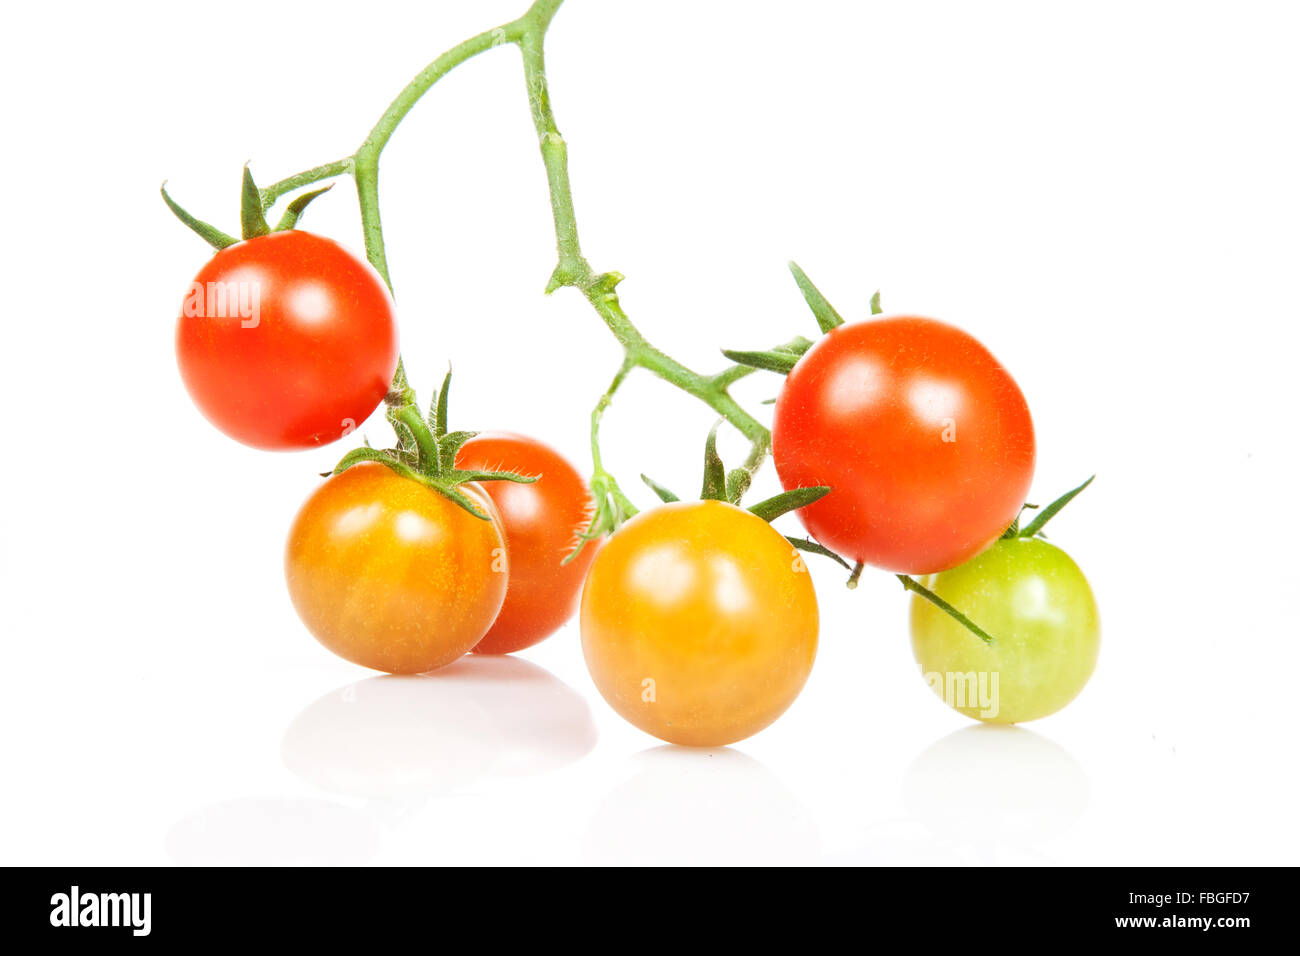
910, 538, 1099, 723
773, 317, 1035, 574
176, 231, 398, 450
284, 462, 507, 674
580, 501, 818, 747
456, 433, 596, 654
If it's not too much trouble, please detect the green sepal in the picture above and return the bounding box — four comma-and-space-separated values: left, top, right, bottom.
328, 368, 537, 521
273, 184, 333, 231
748, 486, 831, 522
898, 574, 995, 645
699, 422, 727, 501
720, 348, 799, 375
786, 536, 853, 571
387, 360, 414, 406
641, 474, 679, 503
386, 405, 419, 457
720, 336, 812, 378
434, 481, 495, 520
563, 473, 638, 565
789, 261, 844, 334
1019, 476, 1094, 538
240, 167, 271, 240
1000, 501, 1038, 539
561, 536, 595, 565
870, 290, 883, 315
780, 336, 815, 356
725, 467, 752, 504
160, 183, 237, 250
327, 447, 524, 522
430, 367, 453, 438
331, 446, 425, 484
437, 430, 479, 473
449, 468, 538, 486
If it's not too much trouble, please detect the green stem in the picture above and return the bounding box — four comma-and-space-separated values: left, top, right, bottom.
260, 158, 353, 213
352, 154, 391, 289
351, 18, 524, 291
586, 361, 638, 523
591, 360, 633, 475
250, 0, 771, 526
392, 405, 440, 472
517, 15, 771, 506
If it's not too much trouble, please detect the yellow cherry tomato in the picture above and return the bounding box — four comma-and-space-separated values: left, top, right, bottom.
580, 500, 819, 746
285, 462, 508, 674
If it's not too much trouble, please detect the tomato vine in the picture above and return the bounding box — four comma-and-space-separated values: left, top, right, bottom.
169, 0, 1093, 646
252, 0, 773, 545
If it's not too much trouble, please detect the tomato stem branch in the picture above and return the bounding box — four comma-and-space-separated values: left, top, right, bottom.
585, 360, 639, 530
515, 9, 771, 519
259, 158, 353, 213
253, 0, 773, 530
216, 0, 1031, 650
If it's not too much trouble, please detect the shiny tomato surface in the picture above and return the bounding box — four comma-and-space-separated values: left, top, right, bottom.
285, 462, 507, 674
773, 316, 1035, 574
580, 500, 818, 747
910, 537, 1100, 723
176, 231, 398, 450
456, 433, 596, 654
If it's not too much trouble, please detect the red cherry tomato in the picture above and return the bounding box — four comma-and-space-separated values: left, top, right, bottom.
773, 317, 1035, 574
176, 230, 399, 450
456, 433, 597, 654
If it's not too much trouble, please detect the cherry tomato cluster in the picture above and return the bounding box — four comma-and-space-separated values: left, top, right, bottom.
167, 20, 1098, 746
171, 207, 1097, 746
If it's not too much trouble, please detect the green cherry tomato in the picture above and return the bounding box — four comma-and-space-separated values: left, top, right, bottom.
909, 537, 1099, 724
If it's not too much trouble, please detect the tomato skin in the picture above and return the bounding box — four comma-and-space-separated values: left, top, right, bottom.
455, 433, 596, 654
772, 317, 1035, 574
176, 231, 399, 450
910, 538, 1099, 723
580, 500, 819, 747
284, 462, 507, 674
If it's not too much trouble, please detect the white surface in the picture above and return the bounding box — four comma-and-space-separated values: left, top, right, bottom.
1, 0, 1297, 865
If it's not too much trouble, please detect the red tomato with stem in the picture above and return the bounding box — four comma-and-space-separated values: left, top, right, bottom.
773, 317, 1034, 574
176, 230, 399, 450
456, 433, 597, 654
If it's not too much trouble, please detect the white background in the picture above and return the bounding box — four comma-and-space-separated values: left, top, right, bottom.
2, 0, 1297, 865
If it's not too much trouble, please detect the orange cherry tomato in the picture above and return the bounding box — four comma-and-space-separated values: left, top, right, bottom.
456, 433, 596, 654
284, 462, 507, 674
580, 500, 819, 747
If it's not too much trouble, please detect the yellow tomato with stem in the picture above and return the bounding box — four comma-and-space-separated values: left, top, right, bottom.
580, 500, 819, 747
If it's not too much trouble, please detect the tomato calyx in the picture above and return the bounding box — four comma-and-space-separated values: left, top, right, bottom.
722, 262, 887, 380
796, 475, 1098, 647
640, 420, 831, 522
161, 166, 335, 251
1003, 475, 1095, 539
329, 369, 537, 520
720, 337, 813, 376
